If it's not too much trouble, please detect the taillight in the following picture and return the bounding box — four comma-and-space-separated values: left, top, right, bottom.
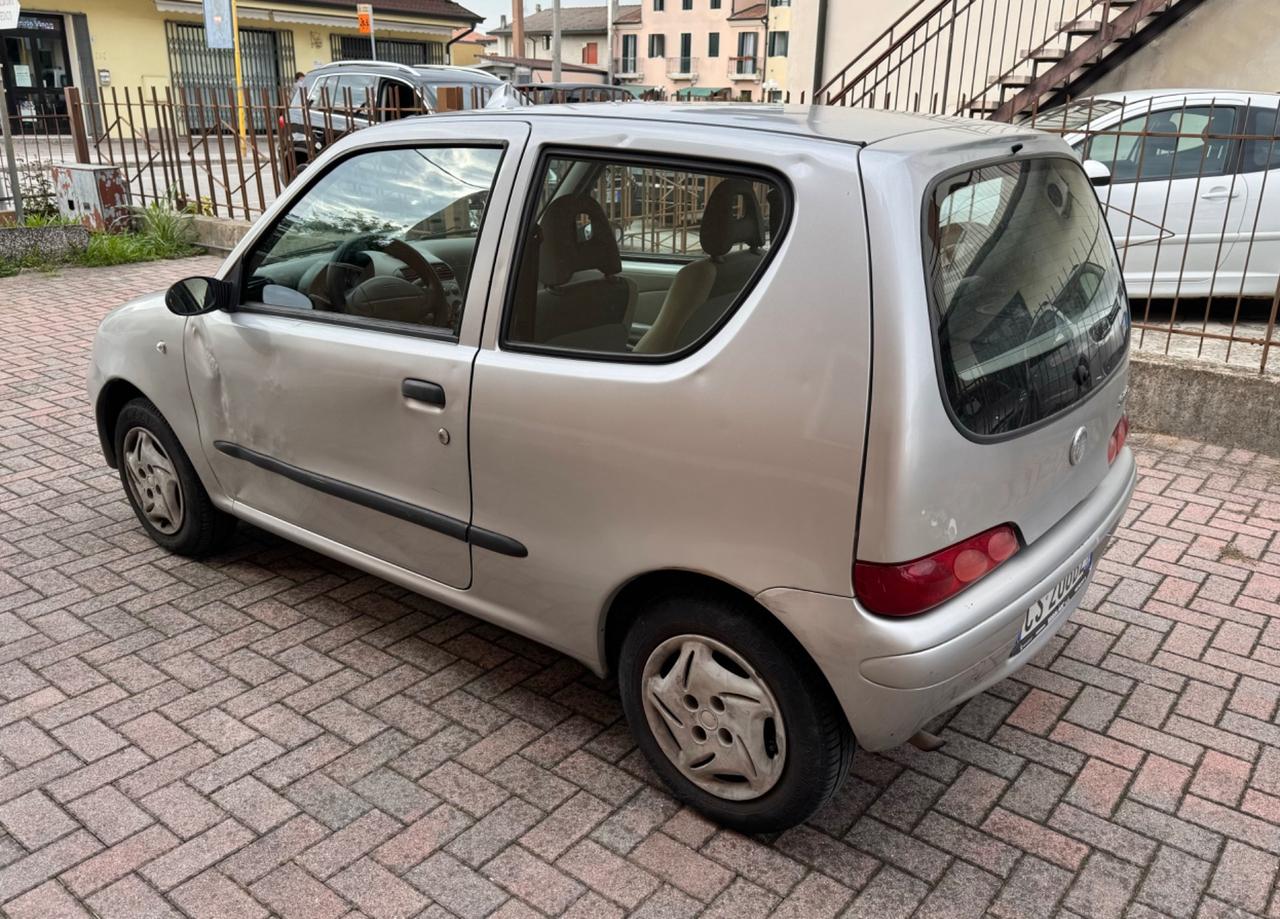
854, 524, 1021, 617
1107, 413, 1129, 464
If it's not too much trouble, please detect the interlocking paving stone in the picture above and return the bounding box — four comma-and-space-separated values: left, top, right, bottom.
2, 257, 1280, 916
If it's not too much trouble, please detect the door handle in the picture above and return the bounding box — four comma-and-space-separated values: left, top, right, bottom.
1200, 187, 1241, 201
402, 378, 445, 407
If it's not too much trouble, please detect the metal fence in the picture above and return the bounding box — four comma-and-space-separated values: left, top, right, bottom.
1025, 96, 1280, 375
0, 82, 494, 222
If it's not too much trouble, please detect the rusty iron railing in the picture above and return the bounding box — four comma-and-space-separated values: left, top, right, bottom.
814, 0, 1197, 121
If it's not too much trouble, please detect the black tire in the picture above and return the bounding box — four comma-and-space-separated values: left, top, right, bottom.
618, 591, 854, 833
114, 398, 236, 557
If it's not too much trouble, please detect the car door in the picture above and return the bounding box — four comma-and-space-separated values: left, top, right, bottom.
1234, 103, 1280, 298
185, 122, 529, 589
1086, 102, 1247, 298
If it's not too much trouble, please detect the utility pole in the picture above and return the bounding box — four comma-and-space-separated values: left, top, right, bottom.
606, 0, 615, 84
0, 79, 23, 224
231, 0, 247, 153
551, 0, 562, 83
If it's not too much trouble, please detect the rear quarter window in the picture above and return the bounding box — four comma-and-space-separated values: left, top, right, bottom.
926, 157, 1129, 438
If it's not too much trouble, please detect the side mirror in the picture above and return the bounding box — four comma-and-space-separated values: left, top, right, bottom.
164, 276, 234, 316
1083, 159, 1112, 187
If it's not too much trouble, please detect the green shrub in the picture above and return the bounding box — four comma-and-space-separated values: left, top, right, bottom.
0, 199, 201, 274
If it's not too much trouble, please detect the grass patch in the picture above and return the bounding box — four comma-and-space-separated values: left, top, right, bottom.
0, 201, 200, 275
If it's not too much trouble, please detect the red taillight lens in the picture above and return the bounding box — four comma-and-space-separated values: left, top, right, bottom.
1107, 413, 1129, 464
854, 524, 1021, 617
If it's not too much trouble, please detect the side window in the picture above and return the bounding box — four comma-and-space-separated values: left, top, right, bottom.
333, 74, 377, 114
242, 146, 504, 336
1086, 106, 1237, 182
377, 79, 420, 119
504, 154, 786, 358
1240, 106, 1280, 174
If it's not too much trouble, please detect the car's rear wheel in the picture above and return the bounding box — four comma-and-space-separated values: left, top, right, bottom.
115, 398, 235, 557
618, 591, 854, 832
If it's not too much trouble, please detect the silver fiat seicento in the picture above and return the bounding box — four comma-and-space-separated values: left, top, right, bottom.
87, 104, 1135, 832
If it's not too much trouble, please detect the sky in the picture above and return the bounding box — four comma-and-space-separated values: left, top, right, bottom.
464, 0, 603, 33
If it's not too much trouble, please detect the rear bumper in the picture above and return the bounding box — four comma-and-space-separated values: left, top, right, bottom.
757, 448, 1137, 751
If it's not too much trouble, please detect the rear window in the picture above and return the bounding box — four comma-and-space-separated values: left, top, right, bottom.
926, 157, 1128, 438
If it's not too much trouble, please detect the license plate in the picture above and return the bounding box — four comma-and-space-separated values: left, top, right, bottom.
1011, 552, 1092, 657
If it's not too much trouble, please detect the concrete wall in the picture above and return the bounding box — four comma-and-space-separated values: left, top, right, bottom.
1089, 0, 1280, 96
1128, 352, 1280, 457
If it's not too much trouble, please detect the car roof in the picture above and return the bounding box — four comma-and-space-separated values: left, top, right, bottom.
432, 102, 1031, 147
309, 62, 500, 84
1087, 89, 1280, 105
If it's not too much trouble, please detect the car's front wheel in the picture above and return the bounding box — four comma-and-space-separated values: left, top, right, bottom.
114, 398, 236, 557
618, 591, 854, 833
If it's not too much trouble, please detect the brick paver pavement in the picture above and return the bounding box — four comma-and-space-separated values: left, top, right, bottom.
2, 257, 1280, 918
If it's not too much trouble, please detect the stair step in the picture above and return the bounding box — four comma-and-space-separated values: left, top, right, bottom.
1058, 18, 1102, 34
968, 101, 1000, 115
1022, 46, 1067, 62
990, 73, 1033, 87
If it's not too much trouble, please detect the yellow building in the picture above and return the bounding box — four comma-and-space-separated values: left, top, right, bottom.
1, 0, 481, 123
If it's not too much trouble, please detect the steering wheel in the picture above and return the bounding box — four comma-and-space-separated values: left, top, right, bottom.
325, 233, 450, 322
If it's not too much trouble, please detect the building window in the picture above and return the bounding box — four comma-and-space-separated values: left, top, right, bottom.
654, 0, 664, 9
708, 32, 719, 58
678, 33, 691, 71
648, 34, 665, 58
736, 30, 758, 73
621, 34, 638, 71
682, 0, 693, 8
770, 0, 790, 5
710, 0, 721, 6
767, 31, 788, 57
581, 42, 598, 64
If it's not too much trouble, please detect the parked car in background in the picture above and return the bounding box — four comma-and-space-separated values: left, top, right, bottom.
281, 61, 502, 173
1037, 90, 1280, 299
89, 104, 1134, 831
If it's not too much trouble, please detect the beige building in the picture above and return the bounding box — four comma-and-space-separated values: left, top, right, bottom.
613, 0, 790, 101
490, 5, 638, 72
0, 0, 482, 129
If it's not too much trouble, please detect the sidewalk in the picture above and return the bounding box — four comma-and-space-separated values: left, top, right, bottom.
1, 259, 1279, 918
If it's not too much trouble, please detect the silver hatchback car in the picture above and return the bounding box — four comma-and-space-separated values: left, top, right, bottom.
88, 104, 1136, 831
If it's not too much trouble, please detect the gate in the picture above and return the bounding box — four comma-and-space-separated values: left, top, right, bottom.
165, 21, 296, 131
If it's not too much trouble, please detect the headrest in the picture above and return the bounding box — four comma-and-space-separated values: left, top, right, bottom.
537, 193, 621, 287
701, 179, 764, 258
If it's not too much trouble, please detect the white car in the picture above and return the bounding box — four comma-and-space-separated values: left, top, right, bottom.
1038, 90, 1280, 300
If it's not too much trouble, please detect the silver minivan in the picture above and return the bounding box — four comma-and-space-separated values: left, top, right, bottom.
88, 104, 1136, 831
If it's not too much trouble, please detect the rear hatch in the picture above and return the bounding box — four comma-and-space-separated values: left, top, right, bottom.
855, 126, 1129, 573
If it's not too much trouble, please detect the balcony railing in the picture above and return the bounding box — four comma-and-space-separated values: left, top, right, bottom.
666, 56, 699, 79
729, 56, 761, 80
614, 57, 641, 77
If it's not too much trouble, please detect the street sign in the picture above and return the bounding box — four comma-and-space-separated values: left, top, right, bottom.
357, 2, 373, 35
203, 0, 234, 49
0, 0, 21, 31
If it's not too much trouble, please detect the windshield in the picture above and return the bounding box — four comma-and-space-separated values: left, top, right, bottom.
926, 157, 1129, 437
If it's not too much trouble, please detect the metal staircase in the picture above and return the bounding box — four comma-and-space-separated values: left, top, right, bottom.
816, 0, 1206, 122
